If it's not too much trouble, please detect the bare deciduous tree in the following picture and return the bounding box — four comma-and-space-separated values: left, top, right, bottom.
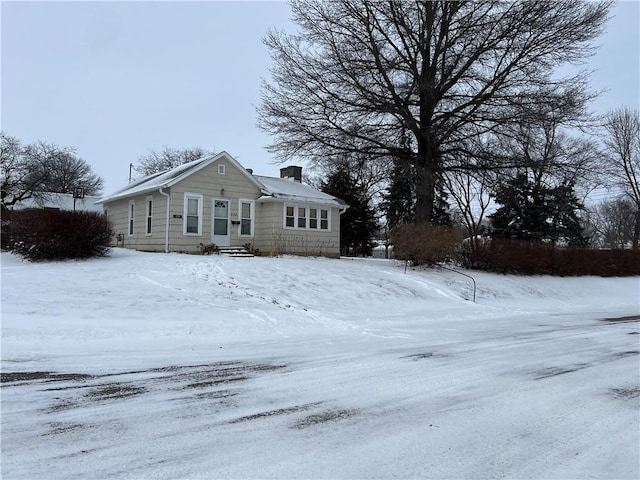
28, 142, 104, 196
135, 146, 216, 177
1, 133, 46, 208
444, 168, 493, 245
488, 99, 601, 192
602, 107, 640, 248
590, 196, 637, 249
1, 134, 103, 209
258, 0, 610, 223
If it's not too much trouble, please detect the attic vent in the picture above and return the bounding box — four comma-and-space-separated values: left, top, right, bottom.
280, 166, 302, 183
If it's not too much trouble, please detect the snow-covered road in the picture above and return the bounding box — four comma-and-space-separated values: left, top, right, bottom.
1, 249, 638, 479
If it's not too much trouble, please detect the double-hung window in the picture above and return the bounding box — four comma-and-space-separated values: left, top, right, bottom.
309, 208, 318, 229
146, 196, 153, 235
239, 200, 254, 236
128, 200, 135, 236
285, 206, 295, 228
297, 207, 307, 228
183, 193, 203, 235
320, 209, 329, 230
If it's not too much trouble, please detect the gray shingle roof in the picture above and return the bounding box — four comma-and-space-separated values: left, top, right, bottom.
98, 152, 347, 209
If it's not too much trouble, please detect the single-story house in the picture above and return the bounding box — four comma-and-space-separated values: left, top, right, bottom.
97, 152, 348, 257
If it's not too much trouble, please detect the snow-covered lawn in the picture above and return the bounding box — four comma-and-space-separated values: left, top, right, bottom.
1, 248, 638, 479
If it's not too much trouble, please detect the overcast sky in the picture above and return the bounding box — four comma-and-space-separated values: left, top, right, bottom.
2, 1, 639, 196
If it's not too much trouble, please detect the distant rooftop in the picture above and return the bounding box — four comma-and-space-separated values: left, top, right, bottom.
12, 193, 104, 213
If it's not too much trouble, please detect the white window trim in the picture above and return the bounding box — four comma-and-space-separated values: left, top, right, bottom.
319, 208, 330, 231
145, 195, 153, 236
297, 206, 308, 228
218, 164, 226, 175
128, 200, 135, 236
284, 205, 295, 228
283, 204, 331, 232
309, 207, 318, 229
238, 199, 255, 237
183, 193, 203, 236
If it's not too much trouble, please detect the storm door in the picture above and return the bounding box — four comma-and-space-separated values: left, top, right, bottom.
212, 199, 230, 246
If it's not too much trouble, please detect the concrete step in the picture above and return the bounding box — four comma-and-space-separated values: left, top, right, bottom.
218, 247, 255, 258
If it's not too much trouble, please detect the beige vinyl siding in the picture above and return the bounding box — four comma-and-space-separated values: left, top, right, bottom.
103, 156, 345, 257
105, 198, 130, 243
165, 159, 262, 252
254, 202, 341, 257
105, 192, 169, 251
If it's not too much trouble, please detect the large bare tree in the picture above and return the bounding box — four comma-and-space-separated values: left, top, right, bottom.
29, 143, 104, 196
135, 146, 216, 177
602, 107, 640, 248
1, 134, 103, 209
1, 133, 46, 208
591, 197, 637, 249
488, 97, 601, 192
258, 0, 610, 223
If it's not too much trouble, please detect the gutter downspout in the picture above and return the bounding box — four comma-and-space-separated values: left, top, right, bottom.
159, 187, 170, 253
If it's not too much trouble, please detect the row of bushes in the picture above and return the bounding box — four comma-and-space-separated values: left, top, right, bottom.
3, 210, 639, 274
460, 238, 640, 276
390, 223, 640, 276
1, 209, 113, 261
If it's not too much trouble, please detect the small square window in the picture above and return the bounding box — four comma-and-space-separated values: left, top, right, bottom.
218, 164, 226, 175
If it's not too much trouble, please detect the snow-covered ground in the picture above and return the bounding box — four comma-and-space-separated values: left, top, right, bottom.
1, 248, 639, 479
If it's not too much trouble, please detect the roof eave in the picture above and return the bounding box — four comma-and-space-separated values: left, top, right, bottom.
99, 183, 169, 204
256, 195, 345, 208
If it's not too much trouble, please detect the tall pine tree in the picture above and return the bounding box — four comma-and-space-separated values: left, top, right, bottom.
382, 159, 451, 228
322, 166, 378, 256
382, 159, 415, 229
490, 174, 587, 245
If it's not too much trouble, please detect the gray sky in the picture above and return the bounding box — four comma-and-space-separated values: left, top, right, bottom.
2, 1, 639, 196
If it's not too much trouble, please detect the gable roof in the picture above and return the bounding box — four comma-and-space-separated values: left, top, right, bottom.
98, 151, 347, 209
98, 152, 266, 204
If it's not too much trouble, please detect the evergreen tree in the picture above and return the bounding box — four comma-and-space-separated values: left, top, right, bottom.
432, 178, 453, 227
547, 183, 588, 246
322, 166, 378, 256
382, 159, 415, 229
489, 174, 587, 245
382, 160, 451, 228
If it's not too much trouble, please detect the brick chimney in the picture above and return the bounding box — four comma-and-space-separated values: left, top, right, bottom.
280, 166, 302, 183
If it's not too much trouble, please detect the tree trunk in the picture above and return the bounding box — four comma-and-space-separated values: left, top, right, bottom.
633, 209, 640, 250
414, 89, 438, 224
414, 160, 435, 224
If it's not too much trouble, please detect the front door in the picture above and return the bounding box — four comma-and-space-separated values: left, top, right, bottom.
212, 199, 230, 247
